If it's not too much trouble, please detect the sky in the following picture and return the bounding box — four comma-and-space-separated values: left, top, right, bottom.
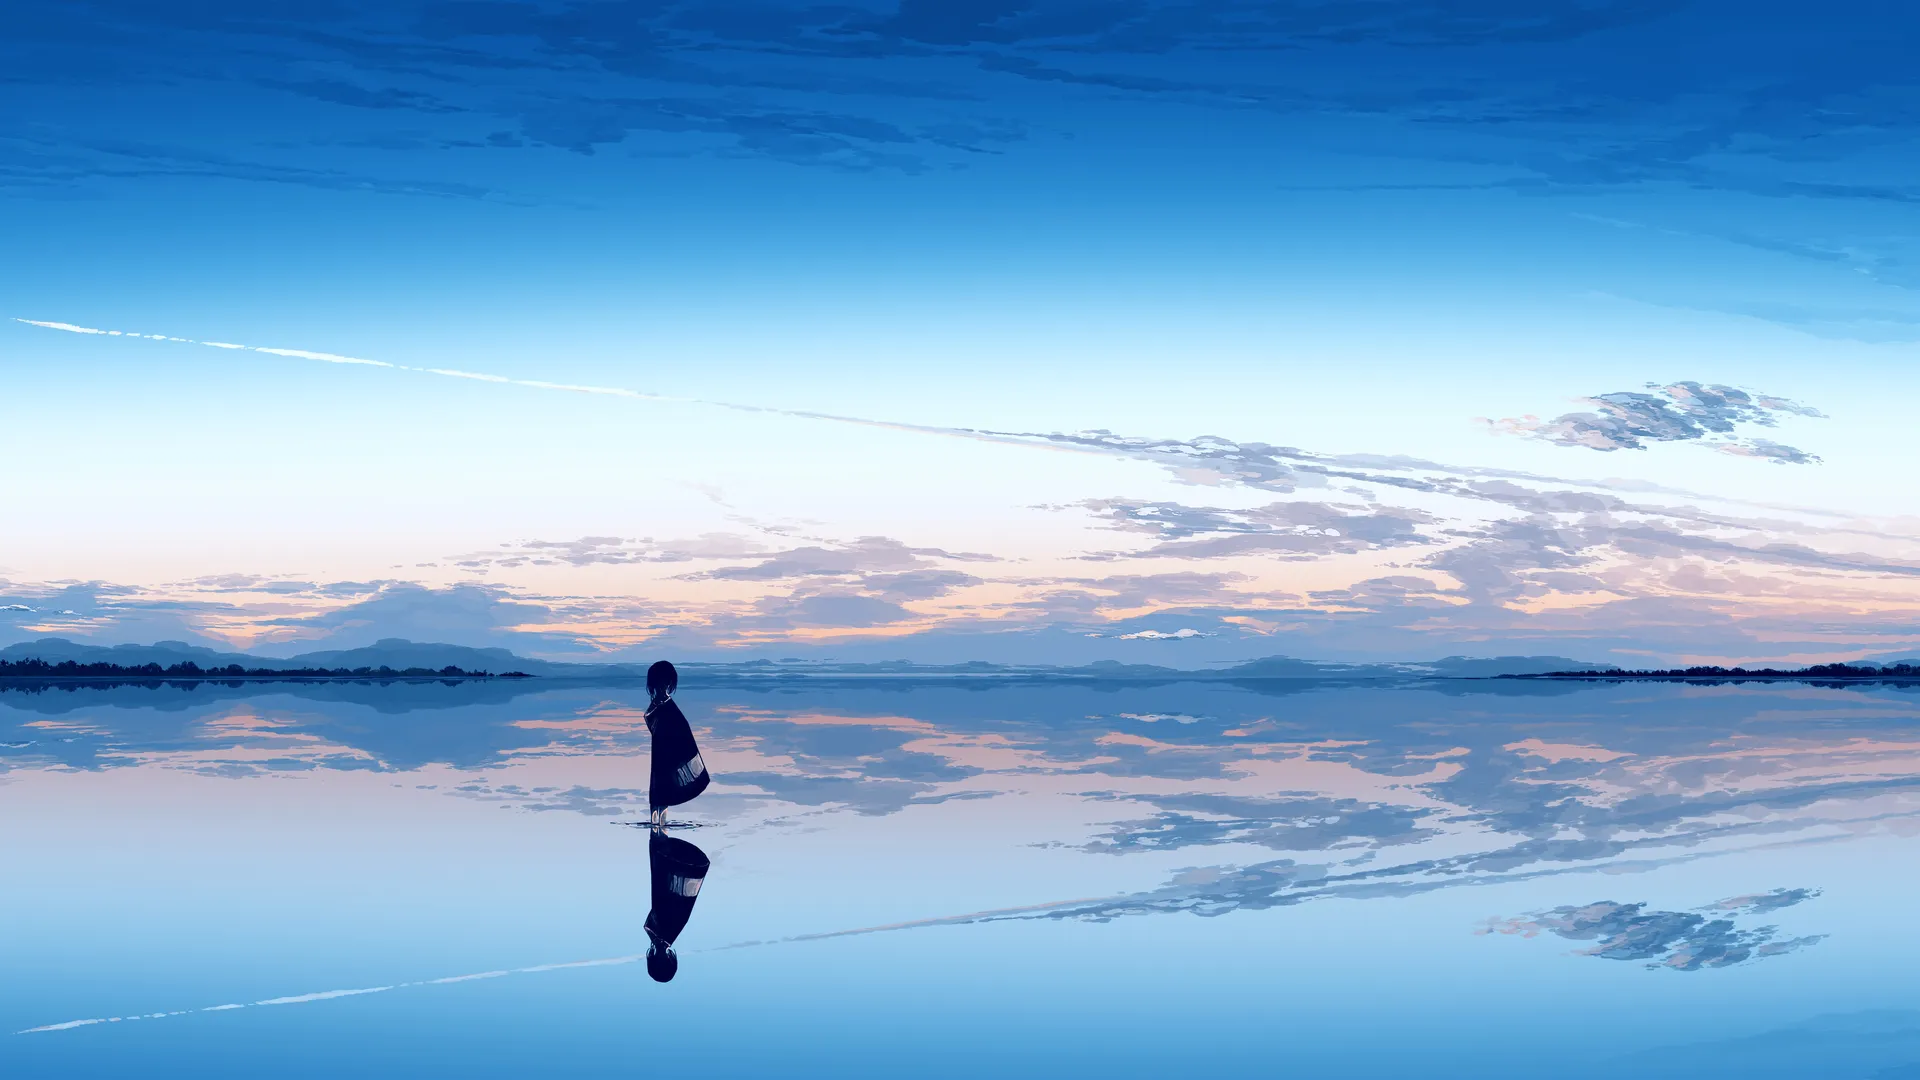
4, 0, 1920, 666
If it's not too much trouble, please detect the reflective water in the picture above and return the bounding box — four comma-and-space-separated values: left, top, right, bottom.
4, 677, 1919, 1078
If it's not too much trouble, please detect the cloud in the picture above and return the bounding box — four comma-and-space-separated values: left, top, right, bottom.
177, 574, 320, 594
1481, 894, 1826, 971
0, 135, 495, 200
1022, 572, 1257, 618
1646, 295, 1920, 343
252, 583, 564, 650
1489, 381, 1825, 463
1721, 439, 1822, 465
758, 591, 918, 629
0, 580, 238, 646
10, 0, 1920, 225
860, 570, 985, 601
14, 320, 1915, 660
1005, 430, 1315, 492
18, 319, 1827, 515
699, 536, 961, 581
259, 78, 463, 114
680, 536, 990, 629
454, 533, 767, 569
1074, 498, 1436, 559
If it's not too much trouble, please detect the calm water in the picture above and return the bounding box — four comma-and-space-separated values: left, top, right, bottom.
4, 676, 1919, 1078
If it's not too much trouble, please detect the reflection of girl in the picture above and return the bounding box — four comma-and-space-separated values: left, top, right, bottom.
645, 661, 710, 827
645, 832, 710, 983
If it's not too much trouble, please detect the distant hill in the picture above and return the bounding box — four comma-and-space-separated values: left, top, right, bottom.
0, 657, 503, 679
0, 638, 265, 669
0, 637, 629, 678
1415, 656, 1620, 678
1526, 662, 1920, 681
283, 639, 589, 676
1215, 656, 1369, 679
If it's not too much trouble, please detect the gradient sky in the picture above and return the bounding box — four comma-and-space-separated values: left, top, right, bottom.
4, 1, 1920, 665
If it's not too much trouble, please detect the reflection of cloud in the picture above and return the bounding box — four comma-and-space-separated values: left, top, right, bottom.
1721, 439, 1822, 465
8, 677, 1920, 950
1489, 381, 1824, 463
1707, 887, 1822, 915
447, 781, 649, 816
1080, 793, 1438, 855
1481, 892, 1824, 971
722, 770, 944, 817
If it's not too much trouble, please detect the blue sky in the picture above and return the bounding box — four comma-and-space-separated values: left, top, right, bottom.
4, 1, 1919, 664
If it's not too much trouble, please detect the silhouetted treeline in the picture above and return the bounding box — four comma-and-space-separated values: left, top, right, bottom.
1524, 663, 1920, 680
0, 658, 527, 679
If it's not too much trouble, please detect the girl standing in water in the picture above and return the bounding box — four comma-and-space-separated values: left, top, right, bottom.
645, 661, 710, 828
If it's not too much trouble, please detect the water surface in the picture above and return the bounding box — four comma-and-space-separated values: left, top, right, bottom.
4, 677, 1918, 1077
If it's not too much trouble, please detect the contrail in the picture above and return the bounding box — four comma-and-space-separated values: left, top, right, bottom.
12, 317, 1867, 522
11, 954, 647, 1035
9, 317, 1075, 457
12, 894, 1118, 1036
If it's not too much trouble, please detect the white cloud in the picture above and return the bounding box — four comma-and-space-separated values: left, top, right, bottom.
17, 320, 108, 335
252, 346, 392, 368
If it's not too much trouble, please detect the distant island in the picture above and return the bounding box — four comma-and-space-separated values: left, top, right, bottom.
0, 658, 533, 680
1515, 662, 1920, 681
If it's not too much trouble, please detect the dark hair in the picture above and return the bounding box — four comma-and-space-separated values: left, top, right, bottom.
646, 660, 678, 699
647, 947, 679, 983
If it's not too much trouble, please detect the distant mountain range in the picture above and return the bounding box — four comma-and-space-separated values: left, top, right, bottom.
13, 635, 1912, 682
0, 636, 1626, 680
0, 638, 600, 677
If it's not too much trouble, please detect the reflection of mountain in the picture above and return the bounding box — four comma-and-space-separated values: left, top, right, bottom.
0, 680, 580, 772
5, 678, 1916, 924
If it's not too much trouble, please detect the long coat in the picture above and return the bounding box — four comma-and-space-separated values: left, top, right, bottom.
645, 832, 711, 950
646, 697, 711, 811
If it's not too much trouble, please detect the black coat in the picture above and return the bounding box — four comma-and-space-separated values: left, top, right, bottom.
646, 697, 711, 811
645, 832, 711, 948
